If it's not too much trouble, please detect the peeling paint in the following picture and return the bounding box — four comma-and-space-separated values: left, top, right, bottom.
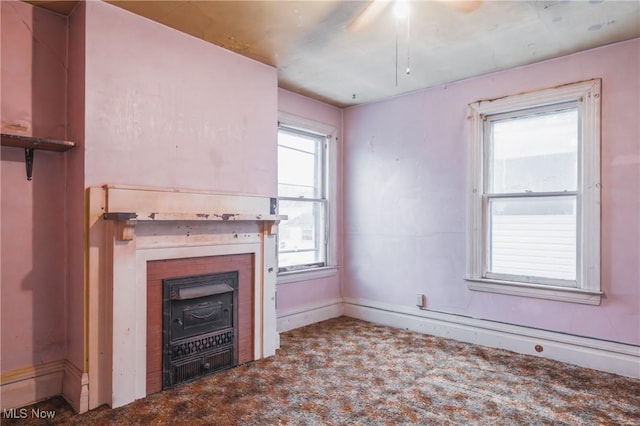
214, 213, 237, 221
474, 79, 599, 105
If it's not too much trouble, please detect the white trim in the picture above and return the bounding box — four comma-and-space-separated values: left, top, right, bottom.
470, 80, 601, 114
579, 79, 602, 292
466, 278, 603, 305
277, 266, 338, 285
62, 361, 89, 413
278, 111, 336, 137
277, 112, 339, 271
125, 242, 266, 408
467, 79, 601, 303
343, 298, 640, 379
0, 360, 65, 410
277, 298, 343, 332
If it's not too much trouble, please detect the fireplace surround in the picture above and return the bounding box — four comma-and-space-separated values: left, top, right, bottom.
87, 185, 284, 410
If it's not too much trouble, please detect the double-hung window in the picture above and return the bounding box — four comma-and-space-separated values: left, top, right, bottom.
277, 123, 329, 273
466, 79, 602, 305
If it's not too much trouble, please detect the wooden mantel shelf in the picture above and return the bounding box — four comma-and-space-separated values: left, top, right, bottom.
1, 133, 76, 180
103, 211, 287, 241
103, 212, 286, 222
99, 186, 286, 241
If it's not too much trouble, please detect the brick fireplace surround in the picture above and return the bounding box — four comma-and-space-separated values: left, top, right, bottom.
86, 185, 283, 412
146, 254, 254, 394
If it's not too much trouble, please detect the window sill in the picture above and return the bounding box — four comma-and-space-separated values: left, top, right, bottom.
465, 278, 603, 305
277, 266, 338, 285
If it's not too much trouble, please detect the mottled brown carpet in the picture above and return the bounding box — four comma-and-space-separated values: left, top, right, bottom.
4, 316, 640, 425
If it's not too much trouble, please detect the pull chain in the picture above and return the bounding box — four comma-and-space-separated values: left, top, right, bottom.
394, 0, 411, 86
395, 17, 399, 86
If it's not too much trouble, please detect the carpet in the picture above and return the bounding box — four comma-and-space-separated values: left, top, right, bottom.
3, 316, 639, 425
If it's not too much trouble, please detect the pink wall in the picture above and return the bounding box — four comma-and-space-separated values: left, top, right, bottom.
54, 1, 280, 369
276, 89, 343, 311
343, 39, 640, 345
83, 1, 277, 194
1, 1, 68, 371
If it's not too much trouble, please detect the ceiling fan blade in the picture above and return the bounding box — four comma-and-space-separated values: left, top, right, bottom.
347, 0, 481, 33
347, 0, 392, 33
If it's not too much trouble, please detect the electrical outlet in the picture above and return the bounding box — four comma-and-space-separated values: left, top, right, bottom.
416, 293, 426, 309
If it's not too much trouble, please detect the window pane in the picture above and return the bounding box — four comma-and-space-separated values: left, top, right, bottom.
488, 196, 576, 282
490, 108, 578, 193
278, 199, 326, 268
278, 131, 322, 198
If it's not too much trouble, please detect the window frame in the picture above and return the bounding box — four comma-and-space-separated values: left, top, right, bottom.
466, 79, 602, 305
276, 113, 337, 279
483, 102, 580, 287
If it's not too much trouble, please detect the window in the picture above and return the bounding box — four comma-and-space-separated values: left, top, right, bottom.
277, 121, 332, 273
466, 79, 602, 305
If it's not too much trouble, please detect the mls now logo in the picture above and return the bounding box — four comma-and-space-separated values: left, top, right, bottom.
3, 407, 56, 419
2, 408, 28, 419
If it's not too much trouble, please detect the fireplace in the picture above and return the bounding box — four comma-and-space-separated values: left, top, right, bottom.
87, 185, 285, 410
163, 271, 238, 388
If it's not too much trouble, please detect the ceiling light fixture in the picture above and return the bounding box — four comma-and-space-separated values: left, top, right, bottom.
394, 0, 410, 19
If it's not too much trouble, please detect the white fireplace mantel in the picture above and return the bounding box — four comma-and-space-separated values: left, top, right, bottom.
101, 185, 285, 241
87, 185, 285, 410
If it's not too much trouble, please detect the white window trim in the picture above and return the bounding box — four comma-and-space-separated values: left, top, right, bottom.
277, 266, 339, 285
277, 112, 338, 280
466, 79, 602, 305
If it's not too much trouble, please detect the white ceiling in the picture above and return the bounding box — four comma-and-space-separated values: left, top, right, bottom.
35, 1, 640, 107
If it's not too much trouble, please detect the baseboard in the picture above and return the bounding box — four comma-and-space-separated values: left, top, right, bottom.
0, 360, 65, 410
343, 298, 640, 379
0, 360, 89, 414
277, 298, 343, 332
62, 361, 89, 413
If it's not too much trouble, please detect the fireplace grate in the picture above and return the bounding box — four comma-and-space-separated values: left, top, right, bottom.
163, 271, 238, 389
173, 347, 234, 385
172, 329, 234, 358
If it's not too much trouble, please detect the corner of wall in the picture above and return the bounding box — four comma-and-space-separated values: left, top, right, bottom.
62, 360, 89, 413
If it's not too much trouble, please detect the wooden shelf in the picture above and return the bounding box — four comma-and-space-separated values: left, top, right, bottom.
1, 133, 76, 152
104, 212, 287, 222
103, 211, 287, 241
1, 133, 76, 180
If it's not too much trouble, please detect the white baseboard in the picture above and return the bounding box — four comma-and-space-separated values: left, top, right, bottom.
0, 360, 89, 413
62, 361, 89, 413
343, 298, 640, 379
0, 360, 65, 410
277, 298, 343, 332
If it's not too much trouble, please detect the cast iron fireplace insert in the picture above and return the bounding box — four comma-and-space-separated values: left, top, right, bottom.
163, 271, 238, 388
